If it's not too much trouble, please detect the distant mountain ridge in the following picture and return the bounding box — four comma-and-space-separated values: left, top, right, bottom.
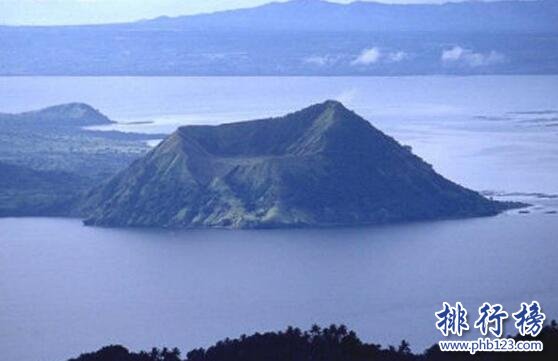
0, 103, 114, 126
140, 0, 558, 33
83, 101, 518, 229
0, 0, 557, 75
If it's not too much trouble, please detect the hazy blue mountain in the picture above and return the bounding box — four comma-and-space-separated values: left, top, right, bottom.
0, 0, 557, 75
142, 0, 558, 33
0, 102, 155, 178
0, 103, 160, 217
83, 101, 518, 229
0, 103, 113, 126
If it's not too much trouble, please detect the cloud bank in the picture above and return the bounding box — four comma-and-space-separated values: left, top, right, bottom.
351, 48, 382, 65
441, 46, 505, 67
303, 55, 334, 66
350, 47, 408, 66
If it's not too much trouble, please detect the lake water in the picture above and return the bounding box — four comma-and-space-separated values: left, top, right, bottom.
1, 76, 558, 193
1, 76, 558, 361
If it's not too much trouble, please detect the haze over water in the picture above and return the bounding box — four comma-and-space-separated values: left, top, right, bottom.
2, 76, 557, 193
1, 76, 557, 361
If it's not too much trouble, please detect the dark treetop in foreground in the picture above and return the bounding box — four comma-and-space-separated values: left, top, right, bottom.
67, 322, 558, 361
83, 101, 518, 229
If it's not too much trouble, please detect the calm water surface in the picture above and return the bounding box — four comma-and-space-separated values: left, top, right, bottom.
1, 211, 557, 361
1, 76, 558, 193
1, 76, 558, 361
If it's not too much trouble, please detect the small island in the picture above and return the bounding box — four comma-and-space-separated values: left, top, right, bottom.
83, 101, 522, 229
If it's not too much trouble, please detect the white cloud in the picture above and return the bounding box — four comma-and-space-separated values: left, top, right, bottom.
350, 47, 408, 66
441, 46, 505, 67
351, 47, 381, 65
441, 46, 465, 61
335, 89, 358, 104
303, 55, 331, 66
387, 51, 408, 62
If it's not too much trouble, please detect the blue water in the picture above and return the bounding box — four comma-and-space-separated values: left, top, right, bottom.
1, 76, 557, 361
1, 76, 557, 193
1, 210, 557, 361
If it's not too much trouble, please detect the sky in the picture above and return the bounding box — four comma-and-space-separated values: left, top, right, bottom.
0, 0, 515, 26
